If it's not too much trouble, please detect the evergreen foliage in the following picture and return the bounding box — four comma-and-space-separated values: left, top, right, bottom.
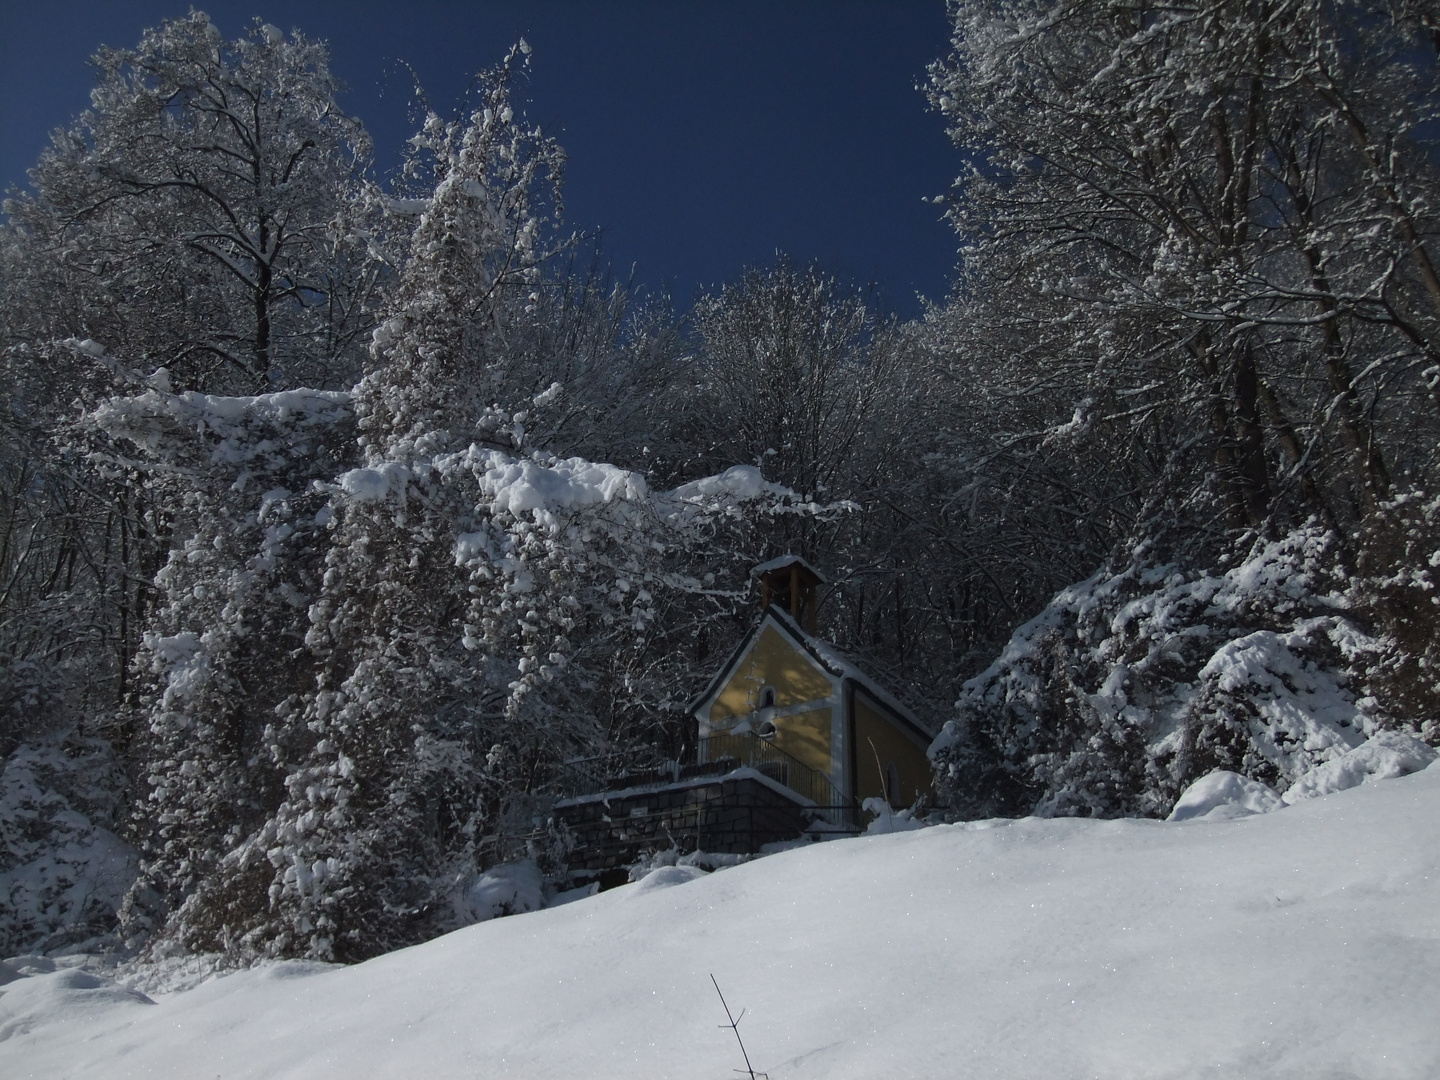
3, 3, 1440, 962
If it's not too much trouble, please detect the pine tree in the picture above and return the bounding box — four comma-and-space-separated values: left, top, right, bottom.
80, 365, 355, 950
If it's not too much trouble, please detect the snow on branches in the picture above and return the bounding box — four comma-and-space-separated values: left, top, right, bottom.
5, 12, 382, 391
73, 53, 845, 961
929, 524, 1422, 819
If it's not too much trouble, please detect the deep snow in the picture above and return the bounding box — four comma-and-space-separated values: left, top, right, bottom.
3, 763, 1438, 1079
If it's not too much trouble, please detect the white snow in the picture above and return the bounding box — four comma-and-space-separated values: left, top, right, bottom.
1281, 731, 1436, 804
0, 957, 154, 1043
1166, 770, 1284, 821
860, 798, 928, 833
472, 451, 647, 516
668, 463, 785, 502
452, 860, 545, 924
750, 553, 827, 581
4, 762, 1438, 1079
336, 462, 410, 502
1167, 733, 1437, 822
381, 197, 430, 217
90, 387, 351, 467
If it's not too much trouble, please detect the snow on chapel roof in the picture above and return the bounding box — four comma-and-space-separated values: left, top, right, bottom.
690, 604, 934, 742
749, 553, 827, 583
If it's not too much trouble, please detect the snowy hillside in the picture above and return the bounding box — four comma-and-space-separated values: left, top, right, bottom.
4, 762, 1438, 1080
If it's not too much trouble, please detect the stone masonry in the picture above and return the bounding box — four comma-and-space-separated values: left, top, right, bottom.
553, 768, 813, 873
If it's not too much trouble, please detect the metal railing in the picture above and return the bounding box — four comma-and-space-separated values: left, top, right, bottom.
697, 732, 856, 824
553, 733, 862, 829
562, 800, 821, 869
553, 755, 681, 800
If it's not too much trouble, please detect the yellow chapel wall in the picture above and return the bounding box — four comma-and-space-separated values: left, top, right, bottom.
851, 691, 932, 808
768, 708, 832, 782
706, 624, 836, 780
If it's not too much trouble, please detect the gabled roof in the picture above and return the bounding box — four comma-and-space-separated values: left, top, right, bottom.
690, 605, 934, 743
749, 554, 828, 583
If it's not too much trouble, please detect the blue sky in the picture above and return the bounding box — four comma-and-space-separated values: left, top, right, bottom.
0, 1, 960, 316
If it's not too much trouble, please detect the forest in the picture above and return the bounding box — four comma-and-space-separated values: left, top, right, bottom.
3, 0, 1439, 967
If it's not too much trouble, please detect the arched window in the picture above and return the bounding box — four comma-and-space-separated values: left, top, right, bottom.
759, 686, 776, 709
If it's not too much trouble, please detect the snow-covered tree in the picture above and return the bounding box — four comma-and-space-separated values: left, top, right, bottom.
664, 264, 949, 713
675, 262, 894, 500
0, 731, 137, 955
2, 11, 384, 393
930, 0, 1440, 530
115, 51, 832, 962
0, 12, 393, 807
68, 350, 355, 948
925, 0, 1440, 815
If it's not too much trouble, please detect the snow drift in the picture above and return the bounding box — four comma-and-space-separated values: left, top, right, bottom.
2, 760, 1437, 1079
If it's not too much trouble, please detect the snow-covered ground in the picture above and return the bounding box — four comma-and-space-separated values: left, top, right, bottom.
4, 762, 1438, 1079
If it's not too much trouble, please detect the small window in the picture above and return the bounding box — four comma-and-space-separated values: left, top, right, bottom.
759, 686, 776, 709
756, 719, 778, 739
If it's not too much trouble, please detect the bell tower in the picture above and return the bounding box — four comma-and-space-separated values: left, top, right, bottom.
753, 555, 825, 634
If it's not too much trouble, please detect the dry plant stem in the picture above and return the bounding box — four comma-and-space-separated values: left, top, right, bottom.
711, 974, 766, 1080
868, 736, 893, 832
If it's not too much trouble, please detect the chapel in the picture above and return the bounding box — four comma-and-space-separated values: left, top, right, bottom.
690, 555, 934, 815
553, 555, 935, 879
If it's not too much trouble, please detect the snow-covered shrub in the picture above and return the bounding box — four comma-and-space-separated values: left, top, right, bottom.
0, 660, 71, 763
625, 847, 749, 884
83, 379, 356, 951
861, 799, 927, 834
0, 734, 137, 955
931, 526, 1400, 818
453, 860, 545, 923
1281, 732, 1437, 804
1165, 771, 1284, 822
1165, 732, 1435, 823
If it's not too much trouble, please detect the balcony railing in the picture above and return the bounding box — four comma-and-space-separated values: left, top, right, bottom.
696, 732, 841, 807
554, 733, 860, 828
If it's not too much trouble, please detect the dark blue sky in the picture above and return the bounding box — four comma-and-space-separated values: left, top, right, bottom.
0, 1, 960, 316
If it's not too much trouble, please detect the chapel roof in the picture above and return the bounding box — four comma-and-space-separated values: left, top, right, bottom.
749, 554, 827, 583
690, 604, 935, 743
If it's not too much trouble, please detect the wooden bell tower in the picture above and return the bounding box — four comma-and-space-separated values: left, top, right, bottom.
754, 555, 825, 634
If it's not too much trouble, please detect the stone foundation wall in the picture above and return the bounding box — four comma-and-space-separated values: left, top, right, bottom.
555, 774, 810, 872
